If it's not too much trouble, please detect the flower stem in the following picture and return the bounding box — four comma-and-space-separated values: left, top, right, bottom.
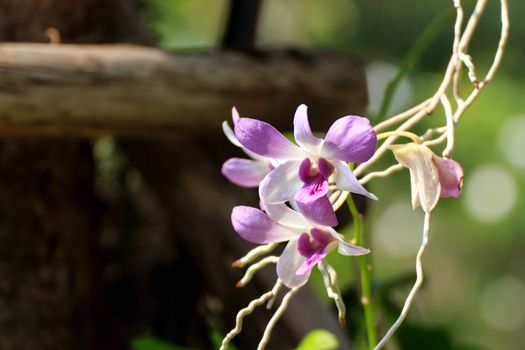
376, 130, 420, 143
347, 194, 377, 349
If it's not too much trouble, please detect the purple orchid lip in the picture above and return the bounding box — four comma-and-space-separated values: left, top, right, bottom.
297, 229, 334, 257
296, 229, 335, 275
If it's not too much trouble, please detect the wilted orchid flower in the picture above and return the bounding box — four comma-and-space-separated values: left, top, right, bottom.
231, 203, 369, 288
389, 142, 464, 213
221, 107, 274, 187
234, 104, 377, 226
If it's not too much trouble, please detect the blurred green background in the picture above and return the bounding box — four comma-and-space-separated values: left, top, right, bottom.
140, 1, 525, 349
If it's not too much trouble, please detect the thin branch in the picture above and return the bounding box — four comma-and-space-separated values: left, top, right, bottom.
236, 256, 279, 288
257, 286, 302, 350
232, 243, 278, 268
220, 281, 282, 350
374, 213, 431, 350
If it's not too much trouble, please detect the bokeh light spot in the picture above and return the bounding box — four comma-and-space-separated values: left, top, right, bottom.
464, 165, 517, 223
498, 115, 525, 169
480, 276, 525, 331
373, 201, 422, 257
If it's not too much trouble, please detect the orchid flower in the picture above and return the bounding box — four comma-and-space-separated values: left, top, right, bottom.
221, 107, 274, 187
231, 203, 369, 288
233, 104, 377, 226
389, 142, 464, 213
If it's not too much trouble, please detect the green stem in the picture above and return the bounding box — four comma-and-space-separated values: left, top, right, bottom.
347, 195, 377, 349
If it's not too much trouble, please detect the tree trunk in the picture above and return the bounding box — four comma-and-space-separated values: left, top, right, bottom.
0, 0, 152, 349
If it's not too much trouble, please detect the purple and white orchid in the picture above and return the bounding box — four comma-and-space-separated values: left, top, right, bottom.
233, 104, 378, 226
221, 107, 274, 188
231, 203, 369, 288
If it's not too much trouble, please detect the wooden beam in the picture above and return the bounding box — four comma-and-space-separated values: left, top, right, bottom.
0, 43, 367, 137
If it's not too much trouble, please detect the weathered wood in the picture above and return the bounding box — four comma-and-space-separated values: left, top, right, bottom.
0, 43, 367, 137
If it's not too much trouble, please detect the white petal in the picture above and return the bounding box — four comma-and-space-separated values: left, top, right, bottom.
277, 239, 309, 288
326, 228, 370, 256
333, 161, 378, 200
222, 120, 242, 148
408, 168, 421, 209
261, 202, 310, 231
390, 144, 440, 213
259, 161, 303, 204
293, 104, 323, 154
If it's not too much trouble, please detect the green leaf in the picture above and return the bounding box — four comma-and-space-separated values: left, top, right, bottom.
132, 335, 188, 350
295, 329, 339, 350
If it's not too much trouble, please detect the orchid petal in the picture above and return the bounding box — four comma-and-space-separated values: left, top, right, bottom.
433, 155, 464, 198
222, 120, 268, 161
221, 158, 269, 187
231, 106, 240, 124
296, 196, 338, 227
222, 121, 242, 148
321, 115, 377, 163
259, 161, 302, 203
390, 143, 440, 213
277, 239, 309, 288
333, 161, 378, 200
327, 228, 370, 256
235, 118, 305, 159
296, 248, 327, 275
261, 202, 310, 230
293, 104, 323, 153
231, 206, 298, 244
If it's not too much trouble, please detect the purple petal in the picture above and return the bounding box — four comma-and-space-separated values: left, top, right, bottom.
296, 196, 338, 227
277, 239, 309, 288
326, 228, 370, 256
433, 155, 464, 198
261, 203, 310, 230
222, 158, 269, 187
296, 247, 327, 276
333, 161, 378, 200
231, 206, 298, 244
321, 116, 377, 163
259, 161, 302, 203
235, 118, 305, 159
293, 104, 323, 153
